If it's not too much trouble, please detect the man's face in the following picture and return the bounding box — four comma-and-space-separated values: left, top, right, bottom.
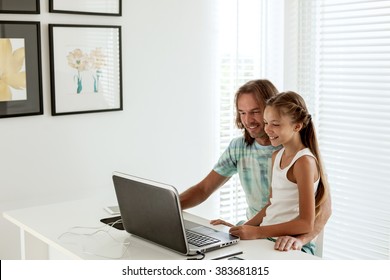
237, 93, 268, 142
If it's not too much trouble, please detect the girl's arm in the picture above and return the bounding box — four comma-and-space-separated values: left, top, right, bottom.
244, 200, 271, 226
229, 155, 318, 239
210, 196, 271, 227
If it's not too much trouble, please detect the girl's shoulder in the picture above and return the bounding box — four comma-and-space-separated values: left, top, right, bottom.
293, 150, 318, 172
295, 148, 317, 161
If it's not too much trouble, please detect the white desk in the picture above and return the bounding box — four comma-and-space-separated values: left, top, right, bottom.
3, 198, 319, 260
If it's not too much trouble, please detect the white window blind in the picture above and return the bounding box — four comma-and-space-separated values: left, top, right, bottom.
297, 0, 390, 259
216, 0, 264, 223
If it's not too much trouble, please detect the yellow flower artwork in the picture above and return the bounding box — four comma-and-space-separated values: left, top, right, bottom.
0, 38, 27, 102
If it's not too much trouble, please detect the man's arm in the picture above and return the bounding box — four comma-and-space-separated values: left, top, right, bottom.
298, 193, 332, 244
274, 193, 332, 251
179, 170, 230, 210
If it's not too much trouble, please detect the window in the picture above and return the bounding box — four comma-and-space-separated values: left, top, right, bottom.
215, 0, 284, 223
215, 0, 264, 223
216, 0, 390, 259
297, 0, 390, 259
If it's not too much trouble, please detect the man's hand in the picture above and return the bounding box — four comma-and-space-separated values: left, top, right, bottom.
274, 236, 303, 251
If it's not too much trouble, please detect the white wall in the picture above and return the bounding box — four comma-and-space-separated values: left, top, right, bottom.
0, 0, 219, 259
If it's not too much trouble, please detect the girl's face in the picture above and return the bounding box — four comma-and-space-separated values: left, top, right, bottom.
263, 106, 301, 147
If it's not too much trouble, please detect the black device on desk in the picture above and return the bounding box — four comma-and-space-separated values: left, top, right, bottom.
100, 216, 124, 230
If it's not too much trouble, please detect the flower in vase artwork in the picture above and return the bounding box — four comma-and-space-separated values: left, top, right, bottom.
89, 48, 106, 93
67, 49, 89, 94
0, 38, 27, 102
67, 48, 106, 94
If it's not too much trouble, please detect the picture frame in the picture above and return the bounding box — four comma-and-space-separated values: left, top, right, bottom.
49, 24, 123, 116
0, 0, 40, 14
49, 0, 121, 16
0, 21, 43, 118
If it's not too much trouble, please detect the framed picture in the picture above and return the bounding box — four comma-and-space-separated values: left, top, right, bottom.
0, 0, 40, 14
0, 21, 43, 118
49, 24, 122, 116
49, 0, 121, 16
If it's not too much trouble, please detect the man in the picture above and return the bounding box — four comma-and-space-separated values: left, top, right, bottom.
180, 79, 331, 253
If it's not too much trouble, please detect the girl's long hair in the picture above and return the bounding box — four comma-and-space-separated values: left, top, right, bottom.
266, 91, 329, 216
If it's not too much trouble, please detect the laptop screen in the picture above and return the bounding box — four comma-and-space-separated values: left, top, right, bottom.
112, 173, 189, 254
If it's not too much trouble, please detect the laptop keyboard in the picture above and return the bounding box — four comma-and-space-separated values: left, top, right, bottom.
185, 229, 220, 247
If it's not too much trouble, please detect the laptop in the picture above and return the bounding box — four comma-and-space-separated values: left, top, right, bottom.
112, 171, 240, 256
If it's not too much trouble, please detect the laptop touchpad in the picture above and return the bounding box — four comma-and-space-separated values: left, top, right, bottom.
185, 220, 219, 234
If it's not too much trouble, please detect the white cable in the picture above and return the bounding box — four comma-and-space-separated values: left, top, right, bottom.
57, 219, 130, 259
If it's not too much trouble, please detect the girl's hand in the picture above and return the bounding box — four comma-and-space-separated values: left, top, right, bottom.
229, 225, 260, 240
210, 219, 234, 227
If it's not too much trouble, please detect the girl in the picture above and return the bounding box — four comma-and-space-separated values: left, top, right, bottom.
213, 91, 329, 254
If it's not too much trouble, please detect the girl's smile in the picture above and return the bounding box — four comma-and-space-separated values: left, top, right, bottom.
263, 106, 301, 147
